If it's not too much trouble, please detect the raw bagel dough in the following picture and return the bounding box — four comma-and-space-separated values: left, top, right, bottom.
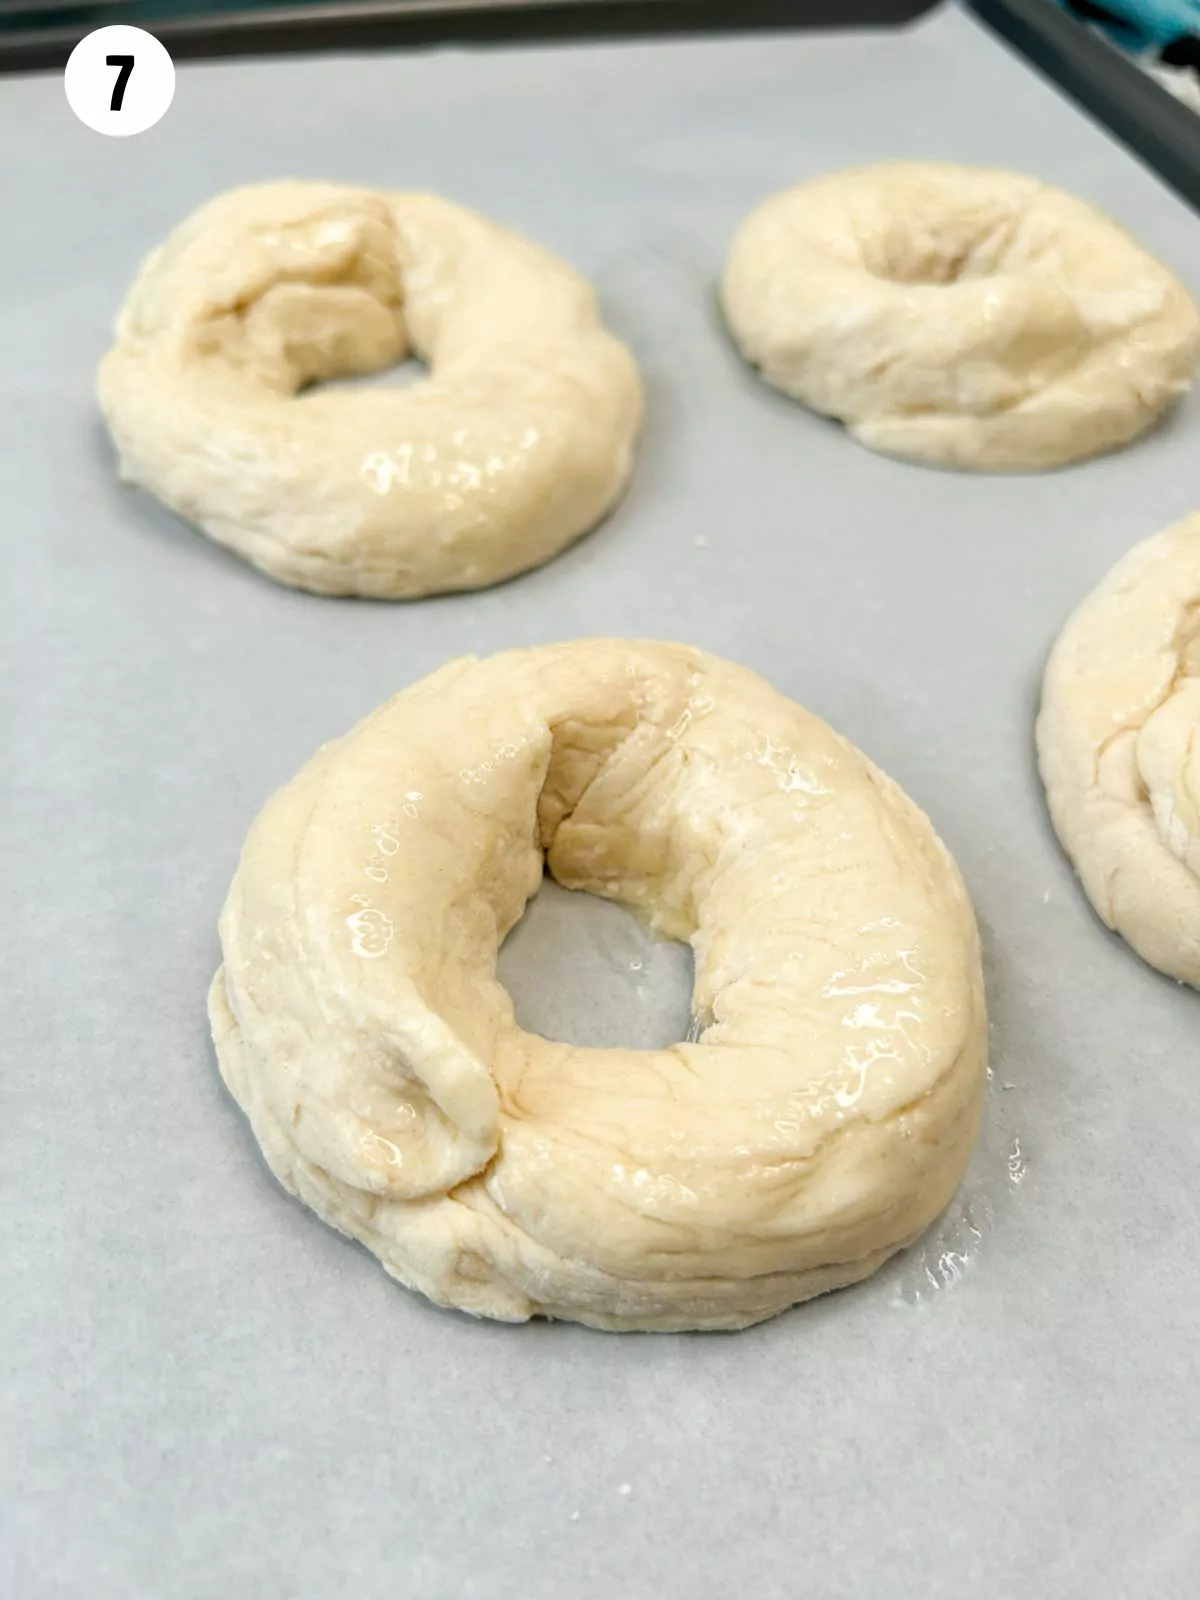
720, 162, 1200, 471
99, 182, 642, 598
210, 641, 988, 1332
1038, 515, 1200, 986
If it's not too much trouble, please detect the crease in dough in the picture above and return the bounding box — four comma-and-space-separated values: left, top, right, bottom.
720, 162, 1200, 471
1037, 513, 1200, 985
211, 641, 987, 1331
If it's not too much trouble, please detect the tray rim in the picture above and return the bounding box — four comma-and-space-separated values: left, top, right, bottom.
967, 0, 1200, 212
0, 0, 940, 75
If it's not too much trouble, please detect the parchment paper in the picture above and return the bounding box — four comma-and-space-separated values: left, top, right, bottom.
4, 7, 1199, 1596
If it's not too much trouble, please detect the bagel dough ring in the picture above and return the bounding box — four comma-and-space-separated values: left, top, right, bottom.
1038, 515, 1200, 986
98, 183, 643, 598
720, 162, 1200, 471
209, 641, 988, 1332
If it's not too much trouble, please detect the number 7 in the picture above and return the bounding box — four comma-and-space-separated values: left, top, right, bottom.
106, 54, 134, 112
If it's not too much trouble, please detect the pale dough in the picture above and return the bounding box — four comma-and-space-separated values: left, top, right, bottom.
99, 182, 643, 598
1038, 515, 1200, 986
720, 162, 1200, 471
210, 641, 988, 1332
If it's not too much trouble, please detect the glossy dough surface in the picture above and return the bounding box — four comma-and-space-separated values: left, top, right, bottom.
99, 182, 642, 597
721, 162, 1200, 471
1038, 515, 1200, 986
210, 641, 988, 1331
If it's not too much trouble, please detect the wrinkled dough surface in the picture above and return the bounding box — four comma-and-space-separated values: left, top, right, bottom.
1038, 514, 1200, 985
99, 182, 642, 597
211, 641, 988, 1331
720, 163, 1200, 471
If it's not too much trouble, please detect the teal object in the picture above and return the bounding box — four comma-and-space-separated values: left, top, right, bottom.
1057, 0, 1200, 50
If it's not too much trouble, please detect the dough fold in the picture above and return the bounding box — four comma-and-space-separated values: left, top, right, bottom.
100, 182, 642, 597
212, 642, 987, 1330
721, 163, 1200, 470
1038, 514, 1200, 985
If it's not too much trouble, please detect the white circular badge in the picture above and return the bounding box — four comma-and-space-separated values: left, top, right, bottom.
64, 26, 175, 137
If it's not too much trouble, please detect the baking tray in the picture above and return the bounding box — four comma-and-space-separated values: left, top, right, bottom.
969, 0, 1200, 209
0, 0, 936, 73
5, 5, 1199, 1596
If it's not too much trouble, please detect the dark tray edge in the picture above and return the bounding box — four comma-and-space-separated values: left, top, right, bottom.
967, 0, 1200, 211
0, 0, 940, 75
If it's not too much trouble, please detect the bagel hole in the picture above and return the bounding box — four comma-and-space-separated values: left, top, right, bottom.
308, 354, 429, 395
497, 877, 695, 1050
864, 212, 1018, 286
